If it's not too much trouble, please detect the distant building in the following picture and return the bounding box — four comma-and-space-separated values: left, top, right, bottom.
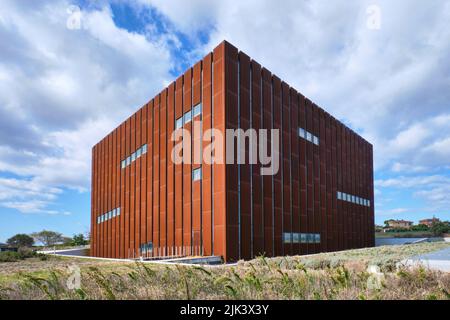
419, 218, 440, 227
0, 244, 18, 252
385, 219, 413, 229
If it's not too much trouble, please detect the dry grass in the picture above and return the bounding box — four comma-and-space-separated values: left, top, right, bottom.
0, 242, 449, 300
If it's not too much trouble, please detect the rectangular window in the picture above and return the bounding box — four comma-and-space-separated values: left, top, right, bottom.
283, 233, 291, 244
306, 132, 312, 142
192, 167, 202, 181
113, 209, 116, 217
109, 211, 112, 219
117, 208, 121, 216
307, 234, 314, 244
142, 144, 147, 154
293, 233, 299, 243
126, 156, 131, 166
352, 195, 356, 203
131, 152, 136, 162
299, 128, 306, 139
313, 136, 319, 145
368, 200, 371, 207
337, 191, 342, 200
193, 103, 202, 118
315, 234, 321, 243
176, 117, 183, 129
121, 160, 126, 169
136, 148, 142, 158
97, 217, 100, 224
301, 233, 307, 243
184, 110, 192, 124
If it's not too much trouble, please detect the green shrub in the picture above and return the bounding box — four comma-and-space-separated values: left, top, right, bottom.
0, 251, 21, 262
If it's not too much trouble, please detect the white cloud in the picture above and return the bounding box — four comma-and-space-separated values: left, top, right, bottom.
0, 0, 176, 214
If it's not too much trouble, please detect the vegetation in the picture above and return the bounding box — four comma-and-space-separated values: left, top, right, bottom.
6, 234, 34, 248
70, 234, 89, 246
430, 221, 450, 237
31, 230, 64, 247
0, 248, 47, 263
0, 242, 449, 300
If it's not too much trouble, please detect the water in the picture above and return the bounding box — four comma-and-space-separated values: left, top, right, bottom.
375, 238, 427, 246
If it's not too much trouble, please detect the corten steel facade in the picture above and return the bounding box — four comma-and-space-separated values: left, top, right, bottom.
91, 41, 375, 262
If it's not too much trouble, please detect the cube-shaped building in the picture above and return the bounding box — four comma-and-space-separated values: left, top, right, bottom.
91, 41, 375, 262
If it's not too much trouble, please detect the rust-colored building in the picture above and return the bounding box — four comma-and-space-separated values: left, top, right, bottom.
91, 41, 375, 262
419, 218, 440, 227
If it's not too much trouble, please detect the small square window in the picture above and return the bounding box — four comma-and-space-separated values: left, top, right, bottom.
313, 136, 319, 145
193, 103, 202, 118
192, 168, 202, 181
176, 117, 183, 129
298, 128, 306, 139
136, 148, 142, 158
184, 110, 192, 124
283, 233, 291, 244
315, 234, 321, 243
301, 233, 307, 243
142, 144, 147, 154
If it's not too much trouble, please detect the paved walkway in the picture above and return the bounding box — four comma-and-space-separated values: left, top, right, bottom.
402, 246, 450, 272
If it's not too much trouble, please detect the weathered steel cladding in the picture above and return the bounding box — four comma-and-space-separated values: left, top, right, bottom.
91, 41, 375, 262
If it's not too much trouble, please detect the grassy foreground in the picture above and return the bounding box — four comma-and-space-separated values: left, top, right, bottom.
0, 242, 449, 300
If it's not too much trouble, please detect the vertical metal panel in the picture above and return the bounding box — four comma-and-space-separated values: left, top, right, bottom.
135, 109, 142, 256
116, 125, 121, 258
272, 75, 282, 257
111, 130, 116, 258
141, 104, 148, 253
124, 118, 130, 257
250, 60, 263, 257
183, 68, 192, 253
130, 114, 136, 257
225, 43, 239, 262
325, 113, 332, 251
146, 100, 154, 251
298, 94, 307, 255
174, 76, 183, 249
212, 42, 227, 260
281, 82, 291, 256
290, 88, 299, 255
238, 52, 251, 260
119, 123, 125, 258
167, 83, 175, 253
202, 53, 213, 256
192, 62, 202, 252
305, 99, 314, 254
312, 104, 320, 253
92, 145, 96, 256
319, 109, 327, 252
262, 68, 273, 257
153, 96, 160, 254
160, 89, 167, 252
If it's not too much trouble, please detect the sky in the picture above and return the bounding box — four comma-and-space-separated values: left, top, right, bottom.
0, 0, 449, 242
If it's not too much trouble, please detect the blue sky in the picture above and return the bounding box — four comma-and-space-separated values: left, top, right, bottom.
0, 0, 449, 242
